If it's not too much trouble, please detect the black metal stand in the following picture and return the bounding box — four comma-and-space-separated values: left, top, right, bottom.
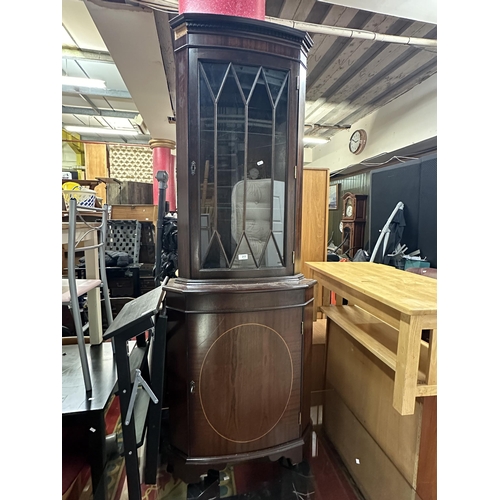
144, 309, 168, 484
155, 170, 168, 287
103, 286, 167, 500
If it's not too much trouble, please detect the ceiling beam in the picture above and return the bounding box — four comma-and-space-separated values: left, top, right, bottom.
62, 105, 138, 119
83, 0, 176, 141
153, 10, 177, 115
62, 85, 132, 99
62, 46, 114, 63
80, 95, 100, 113
74, 134, 151, 144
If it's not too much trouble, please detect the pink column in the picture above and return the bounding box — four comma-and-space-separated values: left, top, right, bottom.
178, 0, 265, 19
149, 139, 177, 211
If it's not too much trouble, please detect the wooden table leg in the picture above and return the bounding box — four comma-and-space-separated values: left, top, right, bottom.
311, 273, 335, 320
84, 231, 103, 345
321, 284, 331, 308
312, 282, 322, 321
426, 329, 437, 386
393, 314, 423, 415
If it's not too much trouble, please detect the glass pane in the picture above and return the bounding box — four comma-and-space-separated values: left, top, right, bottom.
248, 70, 272, 182
232, 178, 272, 267
272, 74, 289, 263
263, 68, 287, 106
199, 68, 215, 264
202, 231, 229, 269
202, 62, 230, 99
246, 70, 272, 268
217, 65, 245, 265
234, 65, 260, 100
274, 74, 288, 184
199, 61, 289, 271
231, 234, 258, 269
267, 180, 285, 266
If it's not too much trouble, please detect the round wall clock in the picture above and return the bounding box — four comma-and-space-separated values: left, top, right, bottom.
349, 129, 367, 155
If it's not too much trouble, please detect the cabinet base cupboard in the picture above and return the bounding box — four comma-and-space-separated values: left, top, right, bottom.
164, 276, 314, 482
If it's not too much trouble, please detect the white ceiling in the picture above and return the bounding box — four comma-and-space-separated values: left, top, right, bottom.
62, 0, 153, 142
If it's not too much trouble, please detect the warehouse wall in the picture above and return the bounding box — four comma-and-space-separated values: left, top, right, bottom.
306, 73, 437, 173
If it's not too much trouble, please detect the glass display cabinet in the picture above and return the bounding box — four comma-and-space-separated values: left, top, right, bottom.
197, 61, 290, 274
162, 13, 315, 482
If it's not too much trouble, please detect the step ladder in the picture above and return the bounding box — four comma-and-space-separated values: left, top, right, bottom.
103, 284, 168, 500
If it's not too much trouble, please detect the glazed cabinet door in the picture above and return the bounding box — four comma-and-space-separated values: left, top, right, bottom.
186, 50, 300, 280
186, 307, 304, 458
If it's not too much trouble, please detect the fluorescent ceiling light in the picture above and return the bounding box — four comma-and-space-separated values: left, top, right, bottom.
65, 126, 138, 136
303, 136, 330, 145
62, 76, 107, 89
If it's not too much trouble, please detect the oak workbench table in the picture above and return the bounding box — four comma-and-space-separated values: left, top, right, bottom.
305, 261, 437, 416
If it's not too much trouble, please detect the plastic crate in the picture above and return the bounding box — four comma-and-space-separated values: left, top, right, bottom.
62, 188, 96, 210
403, 259, 431, 270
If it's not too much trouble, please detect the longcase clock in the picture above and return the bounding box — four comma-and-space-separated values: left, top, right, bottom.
161, 13, 315, 483
341, 192, 368, 258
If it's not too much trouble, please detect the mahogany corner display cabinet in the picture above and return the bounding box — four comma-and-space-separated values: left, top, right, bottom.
160, 13, 316, 482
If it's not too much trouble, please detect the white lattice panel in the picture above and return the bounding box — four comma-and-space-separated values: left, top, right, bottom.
108, 145, 153, 183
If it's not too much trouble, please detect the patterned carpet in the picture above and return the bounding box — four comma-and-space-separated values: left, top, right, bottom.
128, 467, 237, 500
68, 403, 321, 500
98, 398, 238, 500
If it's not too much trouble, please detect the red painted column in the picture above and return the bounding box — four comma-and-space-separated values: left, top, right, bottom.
178, 0, 265, 20
149, 139, 177, 211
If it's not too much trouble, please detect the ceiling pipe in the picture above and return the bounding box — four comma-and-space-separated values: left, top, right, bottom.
120, 1, 437, 48
265, 16, 437, 48
305, 123, 350, 132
